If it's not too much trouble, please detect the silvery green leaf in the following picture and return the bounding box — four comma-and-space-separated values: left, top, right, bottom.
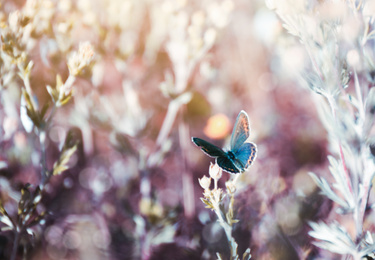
347, 94, 360, 113
26, 228, 34, 236
304, 72, 325, 95
109, 132, 138, 157
282, 22, 300, 38
308, 172, 349, 208
365, 231, 374, 245
340, 60, 350, 89
309, 221, 356, 255
229, 237, 239, 259
327, 156, 355, 210
360, 232, 375, 257
0, 215, 13, 228
46, 85, 58, 103
364, 87, 375, 136
159, 71, 174, 98
53, 130, 78, 176
0, 161, 7, 170
20, 94, 34, 133
149, 224, 176, 246
313, 95, 335, 134
242, 248, 251, 260
280, 15, 302, 38
173, 91, 192, 106
52, 144, 77, 176
0, 226, 13, 232
18, 185, 31, 215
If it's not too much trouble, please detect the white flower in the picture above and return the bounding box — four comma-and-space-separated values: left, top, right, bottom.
68, 41, 95, 77
225, 181, 236, 194
198, 175, 211, 190
209, 162, 222, 180
211, 188, 224, 208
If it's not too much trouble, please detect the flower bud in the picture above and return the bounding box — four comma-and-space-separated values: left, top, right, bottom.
68, 41, 95, 77
209, 162, 222, 180
225, 181, 236, 194
198, 175, 211, 190
203, 189, 212, 199
212, 188, 224, 206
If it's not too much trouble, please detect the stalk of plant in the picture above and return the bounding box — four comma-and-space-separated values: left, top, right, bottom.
129, 4, 234, 258
199, 163, 251, 260
268, 0, 375, 258
0, 8, 94, 257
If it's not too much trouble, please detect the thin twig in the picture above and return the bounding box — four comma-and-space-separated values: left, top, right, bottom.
327, 95, 354, 195
178, 117, 195, 218
10, 229, 19, 260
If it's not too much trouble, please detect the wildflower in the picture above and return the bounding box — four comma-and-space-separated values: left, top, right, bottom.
8, 11, 22, 33
202, 188, 212, 199
67, 41, 95, 77
204, 28, 217, 47
139, 198, 163, 219
225, 181, 236, 195
209, 162, 222, 180
211, 188, 224, 208
199, 175, 211, 190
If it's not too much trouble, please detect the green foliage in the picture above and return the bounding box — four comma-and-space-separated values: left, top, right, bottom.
200, 197, 214, 210
0, 200, 15, 230
22, 88, 50, 130
17, 185, 45, 228
52, 130, 78, 176
0, 185, 45, 247
46, 74, 73, 107
271, 0, 375, 257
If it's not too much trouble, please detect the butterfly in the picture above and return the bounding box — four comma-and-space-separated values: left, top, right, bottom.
192, 110, 257, 174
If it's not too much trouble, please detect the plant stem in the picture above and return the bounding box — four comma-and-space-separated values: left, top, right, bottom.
178, 119, 195, 218
214, 207, 233, 244
39, 130, 48, 188
213, 192, 238, 258
23, 75, 38, 110
10, 229, 19, 260
355, 155, 374, 241
155, 99, 181, 148
326, 95, 354, 195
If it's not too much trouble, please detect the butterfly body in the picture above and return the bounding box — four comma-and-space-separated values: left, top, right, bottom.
192, 111, 257, 174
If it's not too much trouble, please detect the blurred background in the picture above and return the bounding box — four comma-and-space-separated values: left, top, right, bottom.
0, 0, 333, 259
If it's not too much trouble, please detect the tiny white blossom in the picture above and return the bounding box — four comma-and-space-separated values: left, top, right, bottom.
198, 175, 211, 190
211, 188, 223, 208
225, 181, 236, 194
68, 41, 95, 77
209, 162, 222, 180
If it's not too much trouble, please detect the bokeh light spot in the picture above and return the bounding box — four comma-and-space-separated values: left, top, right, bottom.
203, 113, 230, 139
202, 222, 224, 244
63, 230, 82, 250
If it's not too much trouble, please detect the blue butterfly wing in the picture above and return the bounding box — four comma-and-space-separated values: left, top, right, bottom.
191, 137, 226, 158
230, 111, 250, 152
217, 155, 240, 174
193, 111, 256, 174
232, 142, 257, 172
